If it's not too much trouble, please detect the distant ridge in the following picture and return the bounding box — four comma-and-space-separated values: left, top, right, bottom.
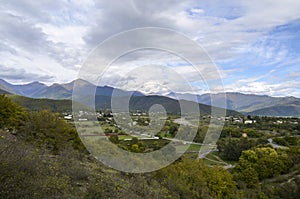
167, 92, 300, 117
0, 79, 144, 99
247, 101, 300, 117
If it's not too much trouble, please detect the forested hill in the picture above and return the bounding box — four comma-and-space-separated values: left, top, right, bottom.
6, 94, 242, 116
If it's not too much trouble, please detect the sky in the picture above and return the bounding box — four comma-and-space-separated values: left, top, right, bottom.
0, 0, 300, 97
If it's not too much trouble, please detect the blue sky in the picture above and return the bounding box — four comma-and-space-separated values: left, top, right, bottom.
0, 0, 300, 97
218, 18, 300, 96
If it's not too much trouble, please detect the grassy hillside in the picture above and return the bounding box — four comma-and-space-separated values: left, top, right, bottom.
7, 95, 74, 112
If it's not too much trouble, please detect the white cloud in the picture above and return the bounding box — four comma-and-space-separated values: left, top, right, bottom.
190, 8, 205, 15
0, 0, 299, 96
36, 24, 88, 45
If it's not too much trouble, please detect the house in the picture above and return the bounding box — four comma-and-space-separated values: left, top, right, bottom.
244, 120, 256, 124
64, 115, 72, 120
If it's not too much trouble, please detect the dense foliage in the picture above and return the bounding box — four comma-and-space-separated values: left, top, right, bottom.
0, 94, 27, 130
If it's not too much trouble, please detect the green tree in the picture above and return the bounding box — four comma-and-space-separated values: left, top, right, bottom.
234, 147, 293, 187
131, 137, 138, 144
204, 166, 237, 198
168, 123, 179, 136
109, 134, 119, 144
194, 126, 208, 143
0, 94, 27, 130
156, 158, 238, 199
233, 150, 259, 188
285, 136, 298, 146
254, 147, 292, 179
104, 128, 113, 134
244, 128, 262, 138
217, 137, 258, 161
131, 144, 139, 152
220, 127, 241, 138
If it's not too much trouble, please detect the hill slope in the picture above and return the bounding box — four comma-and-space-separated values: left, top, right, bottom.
0, 79, 47, 97
6, 94, 241, 116
7, 95, 74, 112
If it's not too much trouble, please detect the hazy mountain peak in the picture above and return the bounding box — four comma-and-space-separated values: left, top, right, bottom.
26, 81, 46, 86
54, 79, 94, 91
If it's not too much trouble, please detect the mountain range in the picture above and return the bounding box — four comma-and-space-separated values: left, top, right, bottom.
167, 92, 300, 116
1, 78, 300, 116
0, 79, 144, 99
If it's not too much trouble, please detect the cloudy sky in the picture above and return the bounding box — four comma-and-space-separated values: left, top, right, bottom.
0, 0, 300, 97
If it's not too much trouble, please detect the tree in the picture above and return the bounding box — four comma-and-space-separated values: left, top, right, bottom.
220, 127, 241, 138
131, 137, 138, 145
169, 123, 178, 136
104, 128, 113, 134
194, 126, 208, 143
273, 137, 289, 146
156, 158, 238, 198
254, 147, 292, 179
204, 166, 237, 198
217, 138, 256, 161
233, 150, 259, 188
109, 135, 119, 144
244, 128, 262, 138
285, 136, 298, 146
287, 146, 300, 164
131, 144, 139, 152
233, 163, 259, 188
0, 95, 27, 130
234, 147, 293, 187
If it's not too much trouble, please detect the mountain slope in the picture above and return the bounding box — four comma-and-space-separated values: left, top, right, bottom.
0, 80, 14, 94
31, 84, 72, 99
0, 83, 11, 94
0, 79, 47, 97
248, 105, 300, 117
93, 95, 241, 116
7, 95, 88, 112
0, 88, 10, 94
5, 94, 241, 116
23, 79, 145, 99
202, 93, 299, 113
248, 100, 300, 116
167, 92, 300, 116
